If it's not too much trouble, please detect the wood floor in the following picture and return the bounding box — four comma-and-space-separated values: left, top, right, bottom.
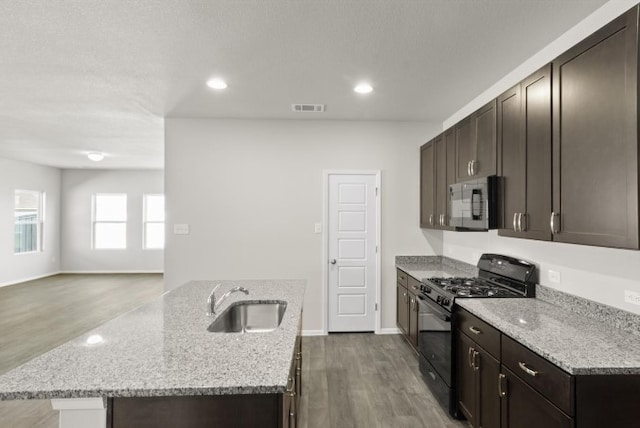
298, 334, 467, 428
0, 273, 165, 428
0, 274, 466, 428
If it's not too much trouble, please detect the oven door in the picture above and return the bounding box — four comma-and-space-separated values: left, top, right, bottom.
417, 294, 452, 386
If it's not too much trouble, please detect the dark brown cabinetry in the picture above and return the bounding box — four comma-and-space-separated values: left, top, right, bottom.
421, 128, 455, 229
455, 307, 640, 428
420, 141, 435, 228
396, 268, 419, 350
455, 101, 497, 182
552, 6, 639, 249
498, 65, 552, 241
455, 310, 501, 428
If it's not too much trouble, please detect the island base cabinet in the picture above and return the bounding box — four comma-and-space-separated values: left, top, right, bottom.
501, 367, 572, 428
108, 394, 282, 428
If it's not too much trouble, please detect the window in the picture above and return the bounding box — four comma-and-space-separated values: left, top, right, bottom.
143, 194, 165, 249
14, 190, 44, 254
93, 194, 127, 249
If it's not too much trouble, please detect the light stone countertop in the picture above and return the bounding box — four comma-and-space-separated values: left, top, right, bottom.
457, 298, 640, 375
0, 279, 305, 400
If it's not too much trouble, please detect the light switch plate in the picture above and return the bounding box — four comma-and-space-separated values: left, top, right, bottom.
314, 223, 322, 234
548, 270, 561, 284
173, 224, 190, 235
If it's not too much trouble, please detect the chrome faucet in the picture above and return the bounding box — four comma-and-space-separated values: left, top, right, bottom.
207, 284, 249, 316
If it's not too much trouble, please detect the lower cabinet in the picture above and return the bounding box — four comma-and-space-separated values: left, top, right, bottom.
456, 323, 500, 428
396, 269, 419, 350
455, 307, 640, 428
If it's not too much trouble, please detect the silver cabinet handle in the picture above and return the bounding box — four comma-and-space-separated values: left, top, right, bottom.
498, 373, 507, 398
330, 259, 336, 264
473, 350, 480, 371
518, 361, 539, 377
468, 326, 481, 335
467, 161, 471, 176
513, 213, 518, 232
468, 347, 475, 368
471, 160, 476, 176
517, 213, 523, 232
550, 212, 558, 234
429, 214, 433, 226
440, 214, 445, 226
403, 291, 408, 303
286, 376, 295, 393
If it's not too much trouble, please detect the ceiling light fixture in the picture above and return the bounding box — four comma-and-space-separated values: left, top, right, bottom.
354, 82, 373, 94
87, 152, 105, 162
206, 78, 228, 90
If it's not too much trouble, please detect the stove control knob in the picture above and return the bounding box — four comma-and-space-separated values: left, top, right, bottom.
436, 296, 442, 304
424, 286, 431, 294
442, 298, 450, 306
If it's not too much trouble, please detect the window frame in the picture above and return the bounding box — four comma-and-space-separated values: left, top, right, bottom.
92, 193, 128, 250
142, 193, 165, 250
14, 189, 45, 255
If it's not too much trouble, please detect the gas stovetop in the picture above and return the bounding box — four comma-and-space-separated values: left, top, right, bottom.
417, 254, 537, 312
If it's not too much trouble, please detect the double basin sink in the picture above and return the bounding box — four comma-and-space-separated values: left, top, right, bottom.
208, 300, 287, 333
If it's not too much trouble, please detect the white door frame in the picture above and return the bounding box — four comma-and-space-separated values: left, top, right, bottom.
322, 170, 381, 335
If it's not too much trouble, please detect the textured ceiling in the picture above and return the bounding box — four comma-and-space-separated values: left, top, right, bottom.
0, 0, 608, 169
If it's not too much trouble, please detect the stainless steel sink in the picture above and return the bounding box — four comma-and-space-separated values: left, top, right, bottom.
207, 301, 287, 333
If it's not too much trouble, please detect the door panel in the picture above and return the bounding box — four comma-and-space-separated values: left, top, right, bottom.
396, 283, 409, 334
435, 134, 447, 228
455, 117, 473, 182
329, 174, 377, 332
456, 332, 477, 425
445, 128, 456, 226
420, 142, 435, 227
477, 348, 500, 428
552, 8, 639, 249
474, 100, 497, 178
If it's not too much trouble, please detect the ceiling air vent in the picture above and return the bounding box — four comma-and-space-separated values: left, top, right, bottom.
291, 104, 325, 113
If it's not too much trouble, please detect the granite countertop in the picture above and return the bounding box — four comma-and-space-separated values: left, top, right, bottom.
396, 256, 477, 281
457, 299, 640, 375
0, 280, 305, 400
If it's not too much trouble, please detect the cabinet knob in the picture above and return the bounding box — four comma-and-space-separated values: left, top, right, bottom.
330, 259, 337, 265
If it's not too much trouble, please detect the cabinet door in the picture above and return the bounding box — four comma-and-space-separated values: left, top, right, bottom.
521, 65, 552, 241
473, 100, 497, 178
497, 84, 525, 237
501, 367, 572, 428
455, 117, 473, 182
552, 6, 639, 249
456, 332, 477, 426
476, 347, 500, 428
396, 283, 409, 334
420, 141, 436, 228
408, 291, 419, 348
435, 134, 447, 228
445, 128, 456, 227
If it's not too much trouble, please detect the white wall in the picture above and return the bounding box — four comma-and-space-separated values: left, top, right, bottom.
164, 118, 441, 333
0, 157, 61, 286
441, 0, 640, 315
61, 169, 164, 272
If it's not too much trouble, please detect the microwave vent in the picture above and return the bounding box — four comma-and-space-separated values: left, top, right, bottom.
291, 104, 325, 113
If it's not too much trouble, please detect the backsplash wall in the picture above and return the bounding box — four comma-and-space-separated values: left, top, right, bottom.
441, 230, 640, 316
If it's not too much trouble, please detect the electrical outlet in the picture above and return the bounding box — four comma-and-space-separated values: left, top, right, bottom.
624, 290, 640, 306
548, 270, 561, 284
173, 224, 190, 235
314, 223, 322, 234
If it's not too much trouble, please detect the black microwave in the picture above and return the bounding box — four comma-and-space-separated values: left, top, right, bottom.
449, 175, 498, 230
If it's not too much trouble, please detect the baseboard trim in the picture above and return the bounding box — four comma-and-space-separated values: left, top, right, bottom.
0, 271, 61, 288
301, 329, 326, 336
378, 328, 401, 335
59, 270, 164, 274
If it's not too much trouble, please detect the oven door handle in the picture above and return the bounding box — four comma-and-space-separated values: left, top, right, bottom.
416, 295, 451, 322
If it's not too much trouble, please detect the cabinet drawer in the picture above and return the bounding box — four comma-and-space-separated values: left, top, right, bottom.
397, 269, 408, 287
455, 308, 500, 359
407, 276, 421, 294
502, 335, 574, 416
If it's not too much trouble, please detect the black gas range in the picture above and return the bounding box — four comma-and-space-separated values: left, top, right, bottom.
416, 254, 536, 419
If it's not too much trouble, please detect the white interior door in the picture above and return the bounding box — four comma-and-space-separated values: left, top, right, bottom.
328, 173, 378, 332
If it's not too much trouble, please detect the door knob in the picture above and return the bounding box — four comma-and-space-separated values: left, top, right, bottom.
330, 259, 337, 264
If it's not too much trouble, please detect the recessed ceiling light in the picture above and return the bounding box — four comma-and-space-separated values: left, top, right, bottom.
207, 78, 228, 90
87, 152, 105, 162
354, 82, 373, 94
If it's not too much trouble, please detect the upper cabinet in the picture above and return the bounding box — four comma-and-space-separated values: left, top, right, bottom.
552, 6, 639, 249
421, 128, 456, 229
420, 141, 435, 228
455, 100, 497, 182
498, 65, 552, 241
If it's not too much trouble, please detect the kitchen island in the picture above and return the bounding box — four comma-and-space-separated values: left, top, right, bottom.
0, 279, 306, 428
